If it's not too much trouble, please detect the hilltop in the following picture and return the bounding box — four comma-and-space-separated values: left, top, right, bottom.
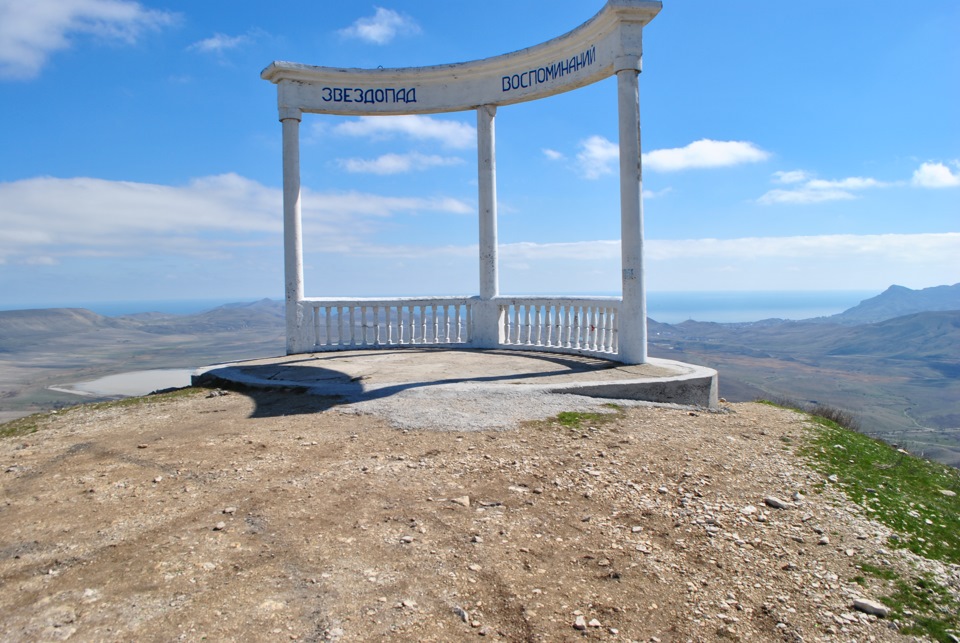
826, 284, 960, 325
2, 287, 958, 465
2, 389, 958, 641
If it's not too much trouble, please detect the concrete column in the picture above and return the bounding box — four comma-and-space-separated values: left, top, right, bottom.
615, 59, 648, 364
473, 104, 502, 348
281, 108, 305, 354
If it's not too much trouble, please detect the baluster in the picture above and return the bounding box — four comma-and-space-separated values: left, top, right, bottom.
588, 306, 597, 350
430, 305, 438, 343
572, 305, 583, 348
556, 306, 565, 347
599, 307, 607, 351
418, 306, 426, 343
546, 306, 555, 347
521, 305, 529, 344
530, 304, 542, 346
500, 305, 509, 344
597, 308, 606, 351
608, 307, 616, 351
466, 303, 473, 343
455, 304, 462, 342
386, 306, 394, 345
357, 306, 364, 346
310, 306, 319, 348
580, 305, 588, 350
611, 308, 619, 353
335, 306, 341, 346
322, 307, 330, 347
604, 307, 613, 351
346, 306, 353, 345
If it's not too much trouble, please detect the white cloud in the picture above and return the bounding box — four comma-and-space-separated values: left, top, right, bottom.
543, 148, 565, 161
773, 170, 810, 184
0, 174, 471, 263
758, 171, 889, 205
911, 161, 960, 188
643, 139, 770, 172
339, 152, 464, 175
0, 0, 178, 80
756, 187, 856, 205
338, 7, 421, 45
575, 136, 769, 179
332, 115, 475, 149
576, 135, 619, 179
806, 177, 887, 190
188, 32, 249, 54
643, 187, 673, 199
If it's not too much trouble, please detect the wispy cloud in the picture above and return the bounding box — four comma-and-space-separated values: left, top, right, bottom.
758, 171, 888, 205
0, 174, 471, 263
772, 170, 810, 184
338, 7, 421, 45
332, 115, 475, 149
911, 161, 960, 188
188, 31, 251, 54
0, 0, 178, 80
542, 148, 565, 161
339, 152, 464, 175
643, 139, 770, 172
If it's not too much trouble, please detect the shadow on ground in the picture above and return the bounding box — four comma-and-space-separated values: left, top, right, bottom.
194, 349, 622, 419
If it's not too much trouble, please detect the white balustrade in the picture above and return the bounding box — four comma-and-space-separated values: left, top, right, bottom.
497, 297, 619, 359
296, 295, 620, 360
302, 297, 473, 350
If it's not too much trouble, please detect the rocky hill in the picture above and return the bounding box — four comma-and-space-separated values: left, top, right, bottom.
1, 389, 958, 641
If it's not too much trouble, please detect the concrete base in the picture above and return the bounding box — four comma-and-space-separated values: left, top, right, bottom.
193, 349, 718, 409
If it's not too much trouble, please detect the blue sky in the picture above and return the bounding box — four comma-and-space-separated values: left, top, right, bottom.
0, 0, 957, 307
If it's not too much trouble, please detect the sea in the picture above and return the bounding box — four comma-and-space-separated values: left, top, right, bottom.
1, 291, 878, 324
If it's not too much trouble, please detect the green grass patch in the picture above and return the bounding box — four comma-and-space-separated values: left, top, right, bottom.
0, 415, 45, 439
762, 399, 960, 566
883, 573, 960, 642
762, 399, 960, 641
0, 387, 205, 441
554, 404, 623, 430
798, 411, 960, 565
859, 561, 898, 581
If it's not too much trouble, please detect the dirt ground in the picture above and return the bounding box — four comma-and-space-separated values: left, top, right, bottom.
0, 389, 948, 642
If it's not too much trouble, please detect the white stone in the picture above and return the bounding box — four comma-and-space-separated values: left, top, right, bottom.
853, 598, 890, 617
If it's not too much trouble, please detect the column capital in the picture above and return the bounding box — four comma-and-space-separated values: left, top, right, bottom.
614, 54, 642, 74
279, 106, 302, 122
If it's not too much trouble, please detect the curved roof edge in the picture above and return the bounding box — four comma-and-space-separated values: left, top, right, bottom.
262, 0, 661, 116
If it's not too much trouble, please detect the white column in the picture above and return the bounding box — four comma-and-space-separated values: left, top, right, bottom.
473, 104, 502, 348
616, 57, 648, 364
281, 108, 305, 354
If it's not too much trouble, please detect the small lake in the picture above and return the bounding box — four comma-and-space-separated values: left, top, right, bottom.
51, 369, 195, 397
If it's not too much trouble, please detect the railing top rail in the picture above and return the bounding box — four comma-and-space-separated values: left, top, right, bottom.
494, 295, 622, 304
302, 296, 475, 306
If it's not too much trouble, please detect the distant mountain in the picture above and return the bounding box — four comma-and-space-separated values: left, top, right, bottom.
0, 300, 286, 347
824, 310, 960, 364
112, 298, 284, 335
827, 283, 960, 324
0, 308, 130, 350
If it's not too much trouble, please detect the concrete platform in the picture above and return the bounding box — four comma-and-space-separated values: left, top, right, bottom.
193, 348, 718, 408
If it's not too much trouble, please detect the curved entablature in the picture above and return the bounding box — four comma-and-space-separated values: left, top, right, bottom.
261, 0, 661, 117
